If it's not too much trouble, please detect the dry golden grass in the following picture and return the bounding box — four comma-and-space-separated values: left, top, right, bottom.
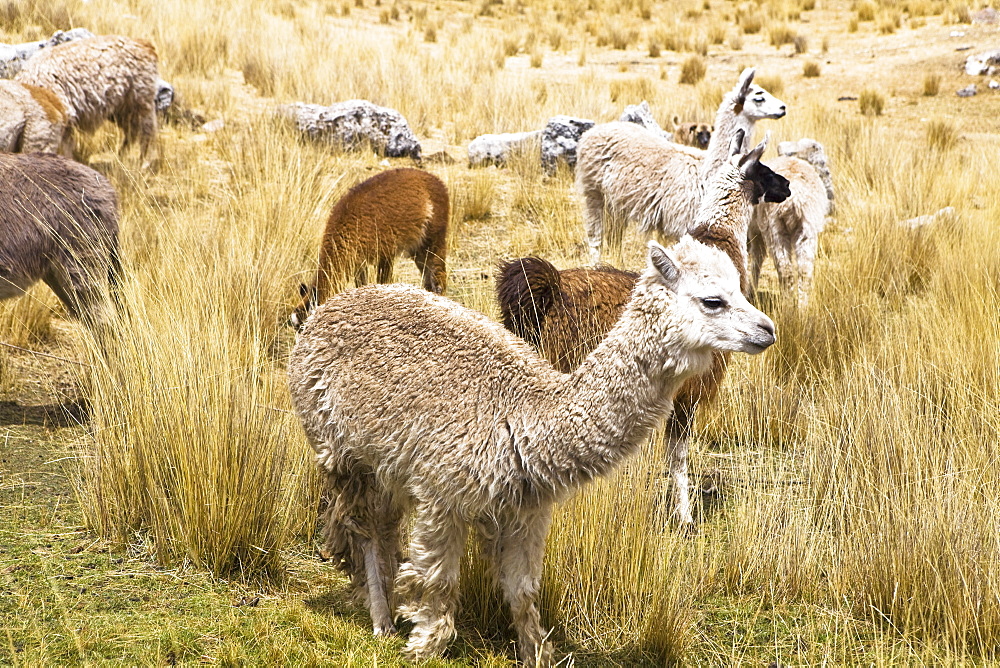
859, 87, 885, 115
1, 0, 998, 663
680, 54, 708, 84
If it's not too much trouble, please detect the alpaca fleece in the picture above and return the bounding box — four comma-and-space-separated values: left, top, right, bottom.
16, 35, 159, 160
0, 80, 71, 155
289, 235, 774, 664
0, 153, 120, 330
291, 167, 449, 328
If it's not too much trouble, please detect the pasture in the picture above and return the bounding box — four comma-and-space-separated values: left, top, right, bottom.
2, 0, 1000, 663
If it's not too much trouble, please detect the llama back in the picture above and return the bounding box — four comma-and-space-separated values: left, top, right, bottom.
497, 258, 638, 373
751, 155, 829, 234
316, 167, 449, 299
289, 283, 555, 511
17, 35, 159, 133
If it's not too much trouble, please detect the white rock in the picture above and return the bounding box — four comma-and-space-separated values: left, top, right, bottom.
467, 130, 541, 167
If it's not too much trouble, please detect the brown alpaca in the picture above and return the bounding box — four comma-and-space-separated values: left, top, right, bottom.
0, 153, 120, 331
671, 115, 713, 150
497, 134, 790, 528
290, 167, 449, 329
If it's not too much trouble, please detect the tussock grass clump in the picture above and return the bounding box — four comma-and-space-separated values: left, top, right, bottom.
803, 60, 821, 77
769, 23, 798, 46
0, 288, 56, 348
793, 34, 808, 53
755, 72, 785, 97
609, 75, 655, 102
926, 118, 959, 151
923, 72, 941, 96
738, 8, 764, 32
859, 88, 885, 115
597, 19, 638, 49
679, 54, 707, 84
856, 0, 876, 20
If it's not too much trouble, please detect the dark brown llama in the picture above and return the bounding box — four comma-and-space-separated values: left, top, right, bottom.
497, 134, 790, 528
290, 167, 449, 329
0, 153, 120, 331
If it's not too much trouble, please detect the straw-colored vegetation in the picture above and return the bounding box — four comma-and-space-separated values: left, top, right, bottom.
2, 0, 998, 664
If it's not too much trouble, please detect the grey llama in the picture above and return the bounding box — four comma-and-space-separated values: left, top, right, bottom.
575, 68, 786, 262
287, 237, 776, 664
0, 153, 120, 331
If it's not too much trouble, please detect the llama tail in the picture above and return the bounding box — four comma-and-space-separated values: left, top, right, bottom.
495, 256, 562, 348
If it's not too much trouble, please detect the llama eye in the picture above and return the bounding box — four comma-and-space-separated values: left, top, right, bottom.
701, 297, 726, 310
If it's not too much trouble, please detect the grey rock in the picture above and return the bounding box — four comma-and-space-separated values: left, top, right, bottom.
279, 100, 422, 160
964, 50, 1000, 76
617, 101, 670, 138
972, 7, 999, 24
541, 115, 595, 174
778, 138, 836, 211
0, 28, 95, 78
467, 130, 541, 167
991, 79, 1000, 90
957, 84, 978, 97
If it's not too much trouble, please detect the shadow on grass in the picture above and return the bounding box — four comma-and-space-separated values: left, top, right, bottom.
0, 398, 90, 428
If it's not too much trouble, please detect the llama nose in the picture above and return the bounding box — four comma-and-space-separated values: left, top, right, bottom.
757, 318, 776, 346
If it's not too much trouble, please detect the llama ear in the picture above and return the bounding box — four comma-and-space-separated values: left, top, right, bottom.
729, 129, 746, 157
689, 124, 697, 133
673, 114, 680, 126
738, 131, 769, 169
734, 67, 756, 107
648, 241, 679, 289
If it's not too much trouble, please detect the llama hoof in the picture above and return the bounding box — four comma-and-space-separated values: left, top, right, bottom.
373, 622, 397, 637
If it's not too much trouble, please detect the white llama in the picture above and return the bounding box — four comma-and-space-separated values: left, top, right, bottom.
575, 68, 786, 262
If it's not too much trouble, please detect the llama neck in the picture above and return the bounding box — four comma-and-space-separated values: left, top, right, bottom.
524, 290, 707, 496
688, 173, 752, 294
699, 101, 752, 181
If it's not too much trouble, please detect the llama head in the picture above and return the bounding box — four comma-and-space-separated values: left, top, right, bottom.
645, 238, 775, 355
731, 68, 787, 122
288, 283, 318, 331
672, 116, 714, 149
727, 132, 791, 204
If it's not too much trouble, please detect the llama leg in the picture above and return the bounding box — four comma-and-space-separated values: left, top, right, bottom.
397, 503, 467, 660
747, 225, 766, 301
794, 233, 818, 307
321, 470, 399, 635
493, 507, 554, 666
581, 190, 606, 264
666, 399, 697, 529
763, 223, 796, 298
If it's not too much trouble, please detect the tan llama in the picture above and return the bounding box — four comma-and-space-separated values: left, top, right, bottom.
289, 167, 449, 329
288, 232, 775, 665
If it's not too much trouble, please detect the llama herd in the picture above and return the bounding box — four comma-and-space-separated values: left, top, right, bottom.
0, 30, 842, 664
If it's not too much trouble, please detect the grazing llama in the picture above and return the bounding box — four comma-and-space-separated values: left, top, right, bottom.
671, 115, 713, 149
289, 167, 449, 329
0, 153, 120, 331
0, 80, 72, 155
575, 68, 786, 262
15, 35, 160, 164
498, 134, 790, 528
288, 235, 776, 665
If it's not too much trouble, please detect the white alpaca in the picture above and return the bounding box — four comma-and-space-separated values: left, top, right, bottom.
288, 237, 776, 664
748, 152, 831, 306
575, 68, 786, 262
